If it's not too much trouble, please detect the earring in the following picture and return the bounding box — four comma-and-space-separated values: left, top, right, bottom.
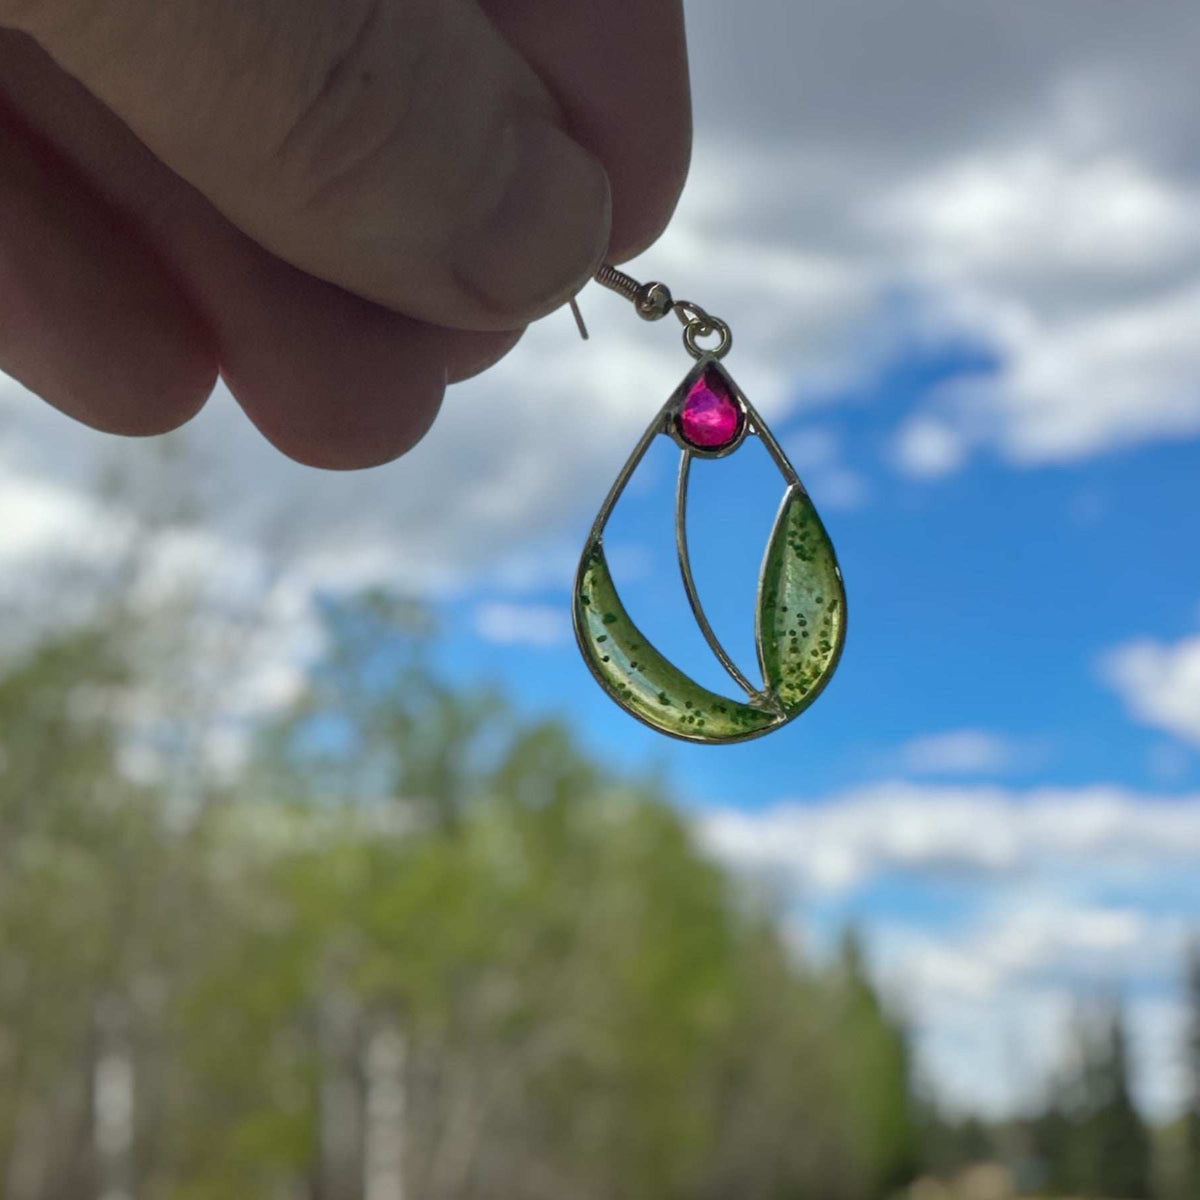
568, 266, 847, 745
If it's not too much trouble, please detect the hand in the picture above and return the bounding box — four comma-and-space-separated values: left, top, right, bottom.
0, 0, 691, 466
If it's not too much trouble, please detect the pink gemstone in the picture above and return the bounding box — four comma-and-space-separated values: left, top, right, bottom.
677, 367, 744, 449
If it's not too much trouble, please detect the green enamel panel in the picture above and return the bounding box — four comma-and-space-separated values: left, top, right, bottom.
757, 488, 846, 714
575, 542, 781, 742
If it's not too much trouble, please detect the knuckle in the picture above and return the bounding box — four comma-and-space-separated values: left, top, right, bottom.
269, 0, 444, 213
1, 0, 102, 43
0, 0, 39, 29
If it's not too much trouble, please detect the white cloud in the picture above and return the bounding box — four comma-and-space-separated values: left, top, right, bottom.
700, 781, 1200, 1117
892, 903, 1166, 996
877, 147, 1196, 284
5, 3, 1200, 654
0, 474, 124, 565
699, 9, 1200, 472
686, 2, 1200, 467
900, 730, 1021, 775
473, 602, 571, 648
879, 139, 1200, 467
1103, 633, 1200, 747
701, 783, 1200, 895
892, 417, 969, 479
872, 899, 1194, 1116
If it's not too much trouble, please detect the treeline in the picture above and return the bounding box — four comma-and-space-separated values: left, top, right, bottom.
0, 594, 922, 1200
922, 945, 1200, 1200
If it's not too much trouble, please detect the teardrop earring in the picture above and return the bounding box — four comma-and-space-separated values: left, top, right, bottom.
568, 266, 847, 745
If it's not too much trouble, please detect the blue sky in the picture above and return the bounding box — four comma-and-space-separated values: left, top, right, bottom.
6, 0, 1200, 1122
423, 320, 1200, 1116
443, 337, 1200, 804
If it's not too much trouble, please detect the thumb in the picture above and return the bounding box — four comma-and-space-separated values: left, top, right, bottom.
9, 0, 612, 330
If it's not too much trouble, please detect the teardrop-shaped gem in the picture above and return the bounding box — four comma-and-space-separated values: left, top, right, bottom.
676, 366, 744, 449
573, 355, 846, 744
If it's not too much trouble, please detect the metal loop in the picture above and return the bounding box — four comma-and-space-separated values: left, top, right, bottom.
591, 267, 734, 359
635, 282, 674, 321
672, 299, 710, 331
682, 315, 732, 360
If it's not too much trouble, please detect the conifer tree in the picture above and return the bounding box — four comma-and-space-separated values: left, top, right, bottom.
1064, 998, 1153, 1199
1182, 938, 1200, 1200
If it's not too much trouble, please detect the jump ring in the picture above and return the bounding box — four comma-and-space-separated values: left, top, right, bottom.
683, 317, 732, 360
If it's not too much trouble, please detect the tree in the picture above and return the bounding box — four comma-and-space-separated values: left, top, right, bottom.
1059, 998, 1154, 1199
918, 1105, 995, 1179
0, 590, 929, 1200
1183, 937, 1200, 1199
833, 928, 922, 1194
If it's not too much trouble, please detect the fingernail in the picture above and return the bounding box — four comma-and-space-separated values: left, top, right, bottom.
451, 118, 611, 320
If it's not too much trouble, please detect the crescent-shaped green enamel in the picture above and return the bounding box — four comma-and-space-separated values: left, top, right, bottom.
575, 540, 782, 742
757, 487, 846, 714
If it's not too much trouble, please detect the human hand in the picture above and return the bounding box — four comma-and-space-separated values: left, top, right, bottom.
0, 0, 690, 466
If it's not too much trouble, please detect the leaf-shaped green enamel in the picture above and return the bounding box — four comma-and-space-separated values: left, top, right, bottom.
757, 487, 846, 714
575, 541, 781, 742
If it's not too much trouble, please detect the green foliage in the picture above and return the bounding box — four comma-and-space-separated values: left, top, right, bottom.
1075, 1006, 1153, 1198
1024, 999, 1155, 1200
917, 1108, 994, 1178
0, 593, 920, 1200
834, 930, 921, 1193
1162, 939, 1200, 1200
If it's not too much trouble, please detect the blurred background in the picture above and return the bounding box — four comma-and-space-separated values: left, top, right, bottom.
4, 2, 1200, 1198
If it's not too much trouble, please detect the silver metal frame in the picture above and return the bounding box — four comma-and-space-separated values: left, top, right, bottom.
571, 354, 848, 745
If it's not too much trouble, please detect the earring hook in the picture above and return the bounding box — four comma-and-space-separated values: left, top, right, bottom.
571, 265, 732, 360
568, 296, 589, 341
